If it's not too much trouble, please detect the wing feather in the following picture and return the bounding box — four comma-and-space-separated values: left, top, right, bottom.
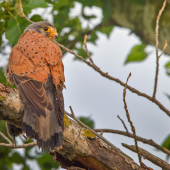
13, 74, 53, 117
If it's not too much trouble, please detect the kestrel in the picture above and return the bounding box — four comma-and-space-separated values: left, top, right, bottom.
6, 21, 65, 151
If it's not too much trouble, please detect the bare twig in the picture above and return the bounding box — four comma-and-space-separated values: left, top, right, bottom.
66, 108, 124, 154
55, 41, 170, 117
84, 34, 95, 65
19, 0, 33, 23
153, 0, 167, 99
0, 132, 13, 144
94, 129, 170, 156
100, 130, 103, 136
123, 73, 144, 168
117, 115, 129, 133
0, 142, 37, 149
122, 143, 170, 170
159, 40, 168, 58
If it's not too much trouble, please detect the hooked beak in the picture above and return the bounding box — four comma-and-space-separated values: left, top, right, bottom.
49, 28, 58, 38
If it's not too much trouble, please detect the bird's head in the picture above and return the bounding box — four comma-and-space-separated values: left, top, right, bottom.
25, 21, 58, 41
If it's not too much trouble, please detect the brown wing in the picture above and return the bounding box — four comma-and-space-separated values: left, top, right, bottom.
13, 74, 53, 117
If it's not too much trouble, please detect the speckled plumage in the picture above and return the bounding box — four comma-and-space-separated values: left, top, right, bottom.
6, 21, 65, 151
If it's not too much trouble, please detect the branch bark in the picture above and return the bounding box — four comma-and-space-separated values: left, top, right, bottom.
0, 83, 142, 170
122, 143, 170, 170
94, 129, 170, 156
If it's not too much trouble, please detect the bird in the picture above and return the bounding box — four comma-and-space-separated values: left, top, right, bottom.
5, 21, 65, 151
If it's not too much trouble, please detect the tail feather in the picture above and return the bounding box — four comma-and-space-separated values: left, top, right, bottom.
22, 76, 64, 151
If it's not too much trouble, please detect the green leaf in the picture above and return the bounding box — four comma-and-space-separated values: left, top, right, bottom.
5, 17, 30, 45
82, 13, 96, 20
162, 135, 170, 149
79, 116, 95, 129
162, 135, 170, 160
26, 0, 48, 8
0, 68, 7, 84
98, 25, 114, 37
24, 138, 36, 153
55, 0, 74, 8
54, 7, 69, 26
23, 164, 30, 170
0, 68, 16, 88
70, 17, 82, 31
37, 153, 59, 170
88, 32, 98, 44
165, 61, 170, 76
124, 0, 145, 5
125, 44, 147, 64
76, 0, 101, 7
101, 0, 112, 24
8, 152, 25, 164
165, 93, 170, 101
76, 48, 88, 59
30, 15, 43, 22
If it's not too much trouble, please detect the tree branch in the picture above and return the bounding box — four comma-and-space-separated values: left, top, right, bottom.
123, 73, 149, 169
0, 142, 37, 149
122, 143, 170, 170
94, 129, 170, 156
117, 115, 129, 133
68, 106, 123, 153
153, 0, 167, 98
0, 131, 12, 144
19, 0, 33, 23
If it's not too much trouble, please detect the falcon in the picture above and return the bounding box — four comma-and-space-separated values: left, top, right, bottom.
5, 21, 65, 151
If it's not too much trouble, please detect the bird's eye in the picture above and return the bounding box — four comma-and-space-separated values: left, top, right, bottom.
43, 27, 49, 31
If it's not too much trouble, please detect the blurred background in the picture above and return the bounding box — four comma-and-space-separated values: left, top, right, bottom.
1, 0, 170, 169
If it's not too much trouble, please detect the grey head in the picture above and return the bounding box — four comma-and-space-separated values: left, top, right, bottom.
25, 21, 58, 39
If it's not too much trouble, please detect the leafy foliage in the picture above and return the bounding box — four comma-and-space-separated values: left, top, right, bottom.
0, 68, 7, 84
0, 0, 115, 61
165, 61, 170, 76
162, 135, 170, 150
161, 135, 170, 160
79, 116, 95, 129
0, 120, 59, 170
0, 121, 13, 170
125, 43, 147, 64
37, 152, 59, 170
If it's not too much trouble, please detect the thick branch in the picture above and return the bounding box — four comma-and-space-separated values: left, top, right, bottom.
0, 84, 142, 170
0, 84, 24, 127
66, 107, 122, 153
